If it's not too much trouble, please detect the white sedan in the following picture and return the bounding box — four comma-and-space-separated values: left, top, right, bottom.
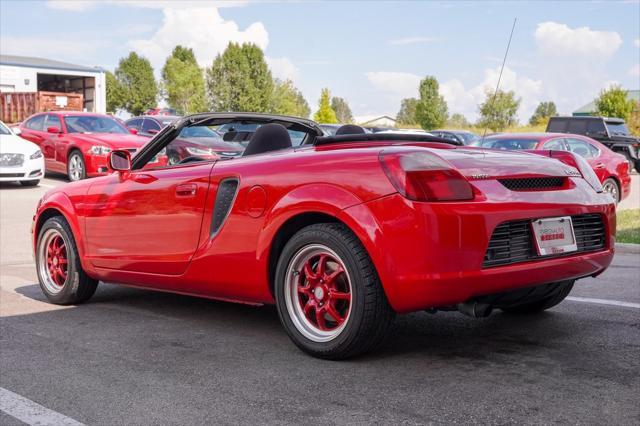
0, 121, 44, 186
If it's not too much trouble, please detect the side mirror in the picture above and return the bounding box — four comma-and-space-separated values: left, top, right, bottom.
128, 128, 138, 135
11, 127, 22, 135
47, 126, 61, 134
109, 150, 131, 172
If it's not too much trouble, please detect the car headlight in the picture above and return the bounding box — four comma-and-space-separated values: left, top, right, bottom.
185, 147, 213, 155
30, 150, 43, 159
89, 146, 112, 155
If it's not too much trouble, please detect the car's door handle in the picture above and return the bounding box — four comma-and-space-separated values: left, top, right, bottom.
176, 183, 197, 197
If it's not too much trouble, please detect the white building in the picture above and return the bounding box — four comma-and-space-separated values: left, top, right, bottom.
0, 54, 106, 113
356, 115, 397, 128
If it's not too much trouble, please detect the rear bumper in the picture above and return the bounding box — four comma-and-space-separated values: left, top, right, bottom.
343, 177, 616, 313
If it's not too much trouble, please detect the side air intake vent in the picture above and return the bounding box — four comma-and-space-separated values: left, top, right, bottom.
211, 178, 239, 236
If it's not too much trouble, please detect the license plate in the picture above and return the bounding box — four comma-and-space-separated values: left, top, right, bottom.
531, 216, 577, 256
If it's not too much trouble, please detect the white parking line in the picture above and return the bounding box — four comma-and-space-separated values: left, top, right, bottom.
0, 387, 84, 426
566, 296, 640, 309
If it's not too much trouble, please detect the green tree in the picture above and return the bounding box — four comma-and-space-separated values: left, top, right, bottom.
313, 88, 338, 123
415, 76, 448, 130
396, 97, 419, 125
270, 79, 310, 118
105, 70, 124, 113
206, 42, 273, 112
529, 101, 557, 126
477, 89, 521, 132
170, 45, 198, 65
114, 52, 157, 115
595, 86, 635, 121
161, 46, 207, 114
447, 113, 470, 128
330, 97, 353, 123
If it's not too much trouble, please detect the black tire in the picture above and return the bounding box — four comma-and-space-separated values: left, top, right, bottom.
35, 216, 98, 304
274, 223, 395, 359
67, 150, 86, 182
501, 280, 574, 314
20, 180, 39, 187
602, 178, 620, 204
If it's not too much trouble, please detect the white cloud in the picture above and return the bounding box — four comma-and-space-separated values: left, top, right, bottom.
635, 38, 640, 47
129, 7, 268, 71
365, 66, 542, 123
629, 65, 640, 77
534, 21, 623, 115
47, 0, 247, 11
534, 22, 622, 58
266, 57, 300, 82
387, 37, 439, 46
365, 71, 421, 99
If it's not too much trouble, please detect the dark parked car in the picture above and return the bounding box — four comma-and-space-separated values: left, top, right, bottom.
430, 130, 481, 145
125, 116, 243, 165
546, 116, 640, 172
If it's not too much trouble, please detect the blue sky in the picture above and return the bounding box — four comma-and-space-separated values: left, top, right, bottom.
1, 0, 639, 122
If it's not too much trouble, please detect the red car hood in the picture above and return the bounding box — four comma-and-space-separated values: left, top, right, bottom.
72, 133, 150, 149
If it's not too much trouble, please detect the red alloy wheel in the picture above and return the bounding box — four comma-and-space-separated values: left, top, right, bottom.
45, 234, 68, 288
285, 245, 353, 341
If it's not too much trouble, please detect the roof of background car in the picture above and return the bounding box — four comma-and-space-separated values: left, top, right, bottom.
484, 132, 578, 141
46, 111, 114, 117
550, 116, 625, 123
142, 115, 181, 122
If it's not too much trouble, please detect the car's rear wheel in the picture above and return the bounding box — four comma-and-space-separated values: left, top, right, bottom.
36, 216, 98, 304
20, 180, 39, 187
602, 178, 620, 204
500, 280, 574, 314
67, 150, 86, 182
275, 223, 394, 359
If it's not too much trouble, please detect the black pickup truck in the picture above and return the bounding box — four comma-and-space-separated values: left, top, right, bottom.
547, 116, 640, 172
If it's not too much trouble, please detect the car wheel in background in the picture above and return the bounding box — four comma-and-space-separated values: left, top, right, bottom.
601, 178, 620, 204
20, 180, 40, 187
67, 150, 86, 182
500, 280, 574, 314
36, 216, 98, 304
275, 223, 394, 359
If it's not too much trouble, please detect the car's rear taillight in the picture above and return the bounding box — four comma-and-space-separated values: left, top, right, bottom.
548, 150, 603, 193
379, 149, 474, 201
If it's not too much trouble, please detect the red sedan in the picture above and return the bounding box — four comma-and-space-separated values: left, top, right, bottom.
19, 112, 167, 181
477, 133, 631, 203
32, 113, 615, 359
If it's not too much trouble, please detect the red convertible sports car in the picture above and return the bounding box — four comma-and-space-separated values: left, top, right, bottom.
18, 112, 167, 181
476, 133, 631, 204
32, 113, 615, 359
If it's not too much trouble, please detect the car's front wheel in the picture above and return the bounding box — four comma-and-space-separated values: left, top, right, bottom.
36, 216, 98, 304
67, 150, 86, 182
275, 223, 394, 359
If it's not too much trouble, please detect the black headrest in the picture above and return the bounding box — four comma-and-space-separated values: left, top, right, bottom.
335, 124, 366, 135
222, 131, 237, 142
242, 123, 292, 156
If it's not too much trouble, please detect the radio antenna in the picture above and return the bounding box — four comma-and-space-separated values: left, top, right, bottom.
482, 17, 517, 140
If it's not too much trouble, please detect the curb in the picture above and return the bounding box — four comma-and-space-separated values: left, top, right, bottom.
616, 243, 640, 254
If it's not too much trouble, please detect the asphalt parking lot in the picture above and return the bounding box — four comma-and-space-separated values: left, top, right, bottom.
1, 175, 639, 425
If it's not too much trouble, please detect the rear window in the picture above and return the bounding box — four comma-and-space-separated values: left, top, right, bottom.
546, 118, 567, 132
25, 115, 45, 131
480, 138, 540, 150
567, 120, 587, 134
605, 121, 630, 136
